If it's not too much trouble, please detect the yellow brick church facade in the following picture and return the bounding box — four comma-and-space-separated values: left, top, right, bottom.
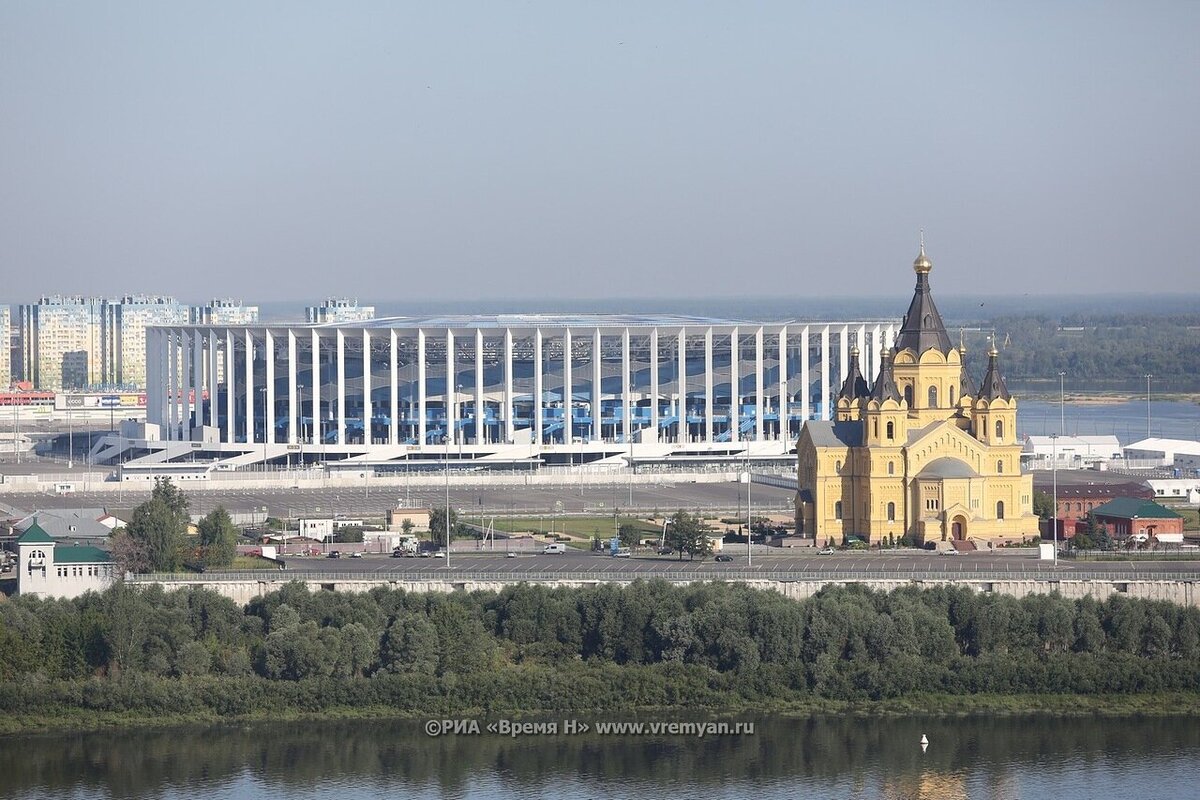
795, 244, 1037, 547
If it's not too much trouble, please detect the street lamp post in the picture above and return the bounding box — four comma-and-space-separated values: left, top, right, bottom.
444, 433, 451, 568
1051, 433, 1059, 566
1145, 374, 1152, 438
745, 451, 753, 566
1058, 371, 1066, 436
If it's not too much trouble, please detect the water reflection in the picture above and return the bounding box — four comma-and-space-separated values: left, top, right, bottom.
2, 714, 1198, 799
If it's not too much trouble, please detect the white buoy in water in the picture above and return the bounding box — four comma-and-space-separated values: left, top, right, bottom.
920, 734, 929, 750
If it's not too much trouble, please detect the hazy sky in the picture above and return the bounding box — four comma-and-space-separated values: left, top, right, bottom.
2, 2, 1197, 304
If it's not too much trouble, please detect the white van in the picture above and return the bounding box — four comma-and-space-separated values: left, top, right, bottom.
542, 543, 567, 555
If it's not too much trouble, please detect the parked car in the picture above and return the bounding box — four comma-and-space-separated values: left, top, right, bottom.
818, 547, 836, 555
542, 543, 567, 555
612, 547, 632, 558
417, 551, 431, 558
714, 554, 734, 562
505, 551, 517, 558
656, 547, 673, 555
431, 550, 446, 559
327, 550, 342, 559
350, 552, 363, 559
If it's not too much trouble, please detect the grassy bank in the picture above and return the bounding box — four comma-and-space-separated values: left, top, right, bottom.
5, 686, 1200, 737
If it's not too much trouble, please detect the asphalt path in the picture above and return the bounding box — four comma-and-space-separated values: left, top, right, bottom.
278, 549, 1200, 580
3, 481, 797, 519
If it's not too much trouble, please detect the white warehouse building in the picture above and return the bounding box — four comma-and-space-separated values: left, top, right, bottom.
107, 315, 899, 469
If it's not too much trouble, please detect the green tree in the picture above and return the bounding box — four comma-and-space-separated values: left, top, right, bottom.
121, 478, 190, 573
618, 523, 640, 548
1033, 491, 1055, 520
400, 518, 415, 537
429, 505, 471, 541
666, 511, 713, 561
198, 507, 239, 569
333, 525, 365, 544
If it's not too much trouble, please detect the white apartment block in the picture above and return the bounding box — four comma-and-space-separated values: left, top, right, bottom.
19, 296, 106, 390
19, 295, 187, 390
306, 298, 376, 324
0, 305, 10, 388
190, 299, 260, 326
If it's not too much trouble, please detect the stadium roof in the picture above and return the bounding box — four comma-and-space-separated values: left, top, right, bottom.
173, 314, 898, 331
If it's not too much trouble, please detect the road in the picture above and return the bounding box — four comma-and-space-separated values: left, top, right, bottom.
274, 549, 1200, 581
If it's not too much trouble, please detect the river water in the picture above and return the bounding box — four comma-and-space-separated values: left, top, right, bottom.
3, 714, 1199, 799
1017, 399, 1199, 444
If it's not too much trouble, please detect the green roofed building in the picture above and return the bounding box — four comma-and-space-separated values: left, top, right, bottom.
17, 520, 116, 599
1091, 498, 1184, 545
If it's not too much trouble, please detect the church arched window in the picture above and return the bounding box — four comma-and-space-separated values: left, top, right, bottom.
995, 419, 1004, 440
928, 386, 938, 408
887, 502, 896, 521
950, 386, 956, 405
997, 460, 1004, 474
834, 501, 843, 520
887, 461, 894, 475
886, 421, 894, 440
996, 501, 1005, 520
835, 460, 842, 473
903, 386, 913, 407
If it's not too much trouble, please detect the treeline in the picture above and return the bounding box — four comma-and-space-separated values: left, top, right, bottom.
969, 313, 1200, 390
2, 582, 1199, 723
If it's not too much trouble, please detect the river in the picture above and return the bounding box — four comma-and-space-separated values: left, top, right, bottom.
3, 714, 1198, 799
1017, 399, 1199, 444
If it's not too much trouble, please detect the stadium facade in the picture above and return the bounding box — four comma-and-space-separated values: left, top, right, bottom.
109, 315, 898, 469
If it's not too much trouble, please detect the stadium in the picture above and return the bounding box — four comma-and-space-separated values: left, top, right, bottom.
95, 314, 898, 472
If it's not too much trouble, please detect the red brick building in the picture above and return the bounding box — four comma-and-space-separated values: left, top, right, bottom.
1091, 498, 1184, 545
1031, 474, 1154, 537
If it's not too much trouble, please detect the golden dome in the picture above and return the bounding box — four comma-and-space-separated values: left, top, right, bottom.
913, 242, 932, 274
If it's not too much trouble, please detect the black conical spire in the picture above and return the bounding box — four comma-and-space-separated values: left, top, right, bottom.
870, 348, 902, 404
892, 240, 954, 355
978, 343, 1011, 401
838, 345, 870, 401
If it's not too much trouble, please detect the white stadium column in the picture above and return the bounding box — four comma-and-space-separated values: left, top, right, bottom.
417, 329, 427, 445
563, 328, 572, 445
288, 330, 297, 444
335, 329, 345, 446
167, 330, 178, 438
534, 328, 543, 444
755, 326, 764, 442
192, 329, 203, 436
704, 327, 714, 442
777, 326, 788, 441
208, 329, 218, 428
591, 328, 601, 441
146, 329, 157, 427
649, 327, 659, 440
244, 330, 255, 444
310, 331, 320, 444
389, 329, 398, 445
839, 324, 850, 385
886, 323, 896, 350
503, 328, 513, 443
362, 330, 372, 445
871, 324, 882, 381
858, 324, 867, 370
446, 329, 456, 444
729, 326, 739, 443
801, 326, 811, 423
621, 327, 631, 444
677, 328, 686, 443
181, 330, 191, 438
475, 328, 484, 445
821, 326, 831, 421
225, 330, 235, 443
265, 330, 275, 445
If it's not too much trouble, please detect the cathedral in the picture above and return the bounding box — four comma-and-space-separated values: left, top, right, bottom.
795, 244, 1037, 548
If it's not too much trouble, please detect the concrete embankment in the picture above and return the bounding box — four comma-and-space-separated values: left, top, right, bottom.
126, 573, 1200, 607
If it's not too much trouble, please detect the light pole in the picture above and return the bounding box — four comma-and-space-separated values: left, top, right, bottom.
1144, 374, 1152, 438
1058, 371, 1065, 436
1051, 433, 1059, 566
745, 451, 753, 566
444, 433, 451, 568
67, 402, 73, 469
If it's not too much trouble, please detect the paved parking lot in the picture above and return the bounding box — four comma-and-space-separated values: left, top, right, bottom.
1, 481, 797, 519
